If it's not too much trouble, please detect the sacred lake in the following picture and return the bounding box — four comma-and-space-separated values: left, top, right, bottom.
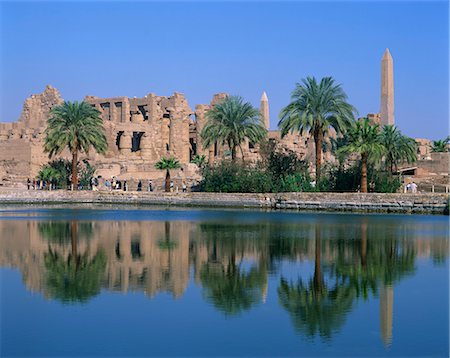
0, 207, 448, 357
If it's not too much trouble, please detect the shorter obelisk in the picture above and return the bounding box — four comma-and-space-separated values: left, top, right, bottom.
380, 48, 395, 126
260, 91, 270, 129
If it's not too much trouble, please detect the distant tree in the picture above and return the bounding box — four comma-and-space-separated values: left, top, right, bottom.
37, 166, 61, 189
279, 77, 356, 180
431, 136, 450, 153
191, 154, 207, 169
201, 95, 267, 162
380, 125, 417, 173
339, 118, 384, 193
44, 101, 108, 190
78, 159, 96, 189
155, 157, 181, 192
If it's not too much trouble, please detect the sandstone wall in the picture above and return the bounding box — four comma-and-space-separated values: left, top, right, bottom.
0, 191, 447, 214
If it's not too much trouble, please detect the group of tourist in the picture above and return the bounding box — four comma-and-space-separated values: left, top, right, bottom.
26, 176, 190, 192
27, 178, 52, 190
405, 181, 418, 193
96, 177, 188, 193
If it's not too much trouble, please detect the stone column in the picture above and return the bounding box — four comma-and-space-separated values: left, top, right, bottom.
119, 131, 132, 154
140, 132, 154, 157
195, 104, 210, 158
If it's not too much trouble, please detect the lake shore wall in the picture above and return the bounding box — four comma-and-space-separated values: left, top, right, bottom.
0, 190, 448, 214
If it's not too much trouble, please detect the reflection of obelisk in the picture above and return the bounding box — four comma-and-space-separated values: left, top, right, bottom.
380, 48, 395, 126
260, 91, 270, 130
380, 285, 393, 346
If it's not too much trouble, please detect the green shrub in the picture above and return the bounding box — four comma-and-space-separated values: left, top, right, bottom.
199, 160, 312, 193
322, 163, 401, 193
79, 160, 96, 189
37, 159, 71, 189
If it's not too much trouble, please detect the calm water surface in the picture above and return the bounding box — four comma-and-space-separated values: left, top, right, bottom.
0, 207, 448, 357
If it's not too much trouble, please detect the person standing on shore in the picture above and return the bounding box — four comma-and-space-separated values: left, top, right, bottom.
148, 180, 153, 192
137, 180, 142, 191
27, 178, 31, 190
123, 180, 128, 192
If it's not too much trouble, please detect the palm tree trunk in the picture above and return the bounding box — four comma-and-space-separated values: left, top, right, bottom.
313, 226, 324, 292
71, 150, 78, 190
165, 221, 170, 245
361, 219, 367, 268
314, 129, 323, 181
238, 144, 245, 164
165, 169, 170, 192
71, 221, 78, 270
361, 153, 368, 193
231, 146, 236, 161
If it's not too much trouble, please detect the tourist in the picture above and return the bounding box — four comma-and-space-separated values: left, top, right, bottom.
117, 180, 121, 190
182, 181, 187, 192
406, 182, 411, 193
137, 180, 142, 191
170, 181, 174, 192
411, 181, 418, 193
148, 180, 153, 192
123, 180, 128, 192
27, 178, 31, 190
105, 179, 110, 191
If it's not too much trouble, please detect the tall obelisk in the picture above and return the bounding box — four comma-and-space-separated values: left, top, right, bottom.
260, 91, 270, 130
380, 48, 394, 126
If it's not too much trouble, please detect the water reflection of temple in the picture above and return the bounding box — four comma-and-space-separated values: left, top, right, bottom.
0, 218, 447, 343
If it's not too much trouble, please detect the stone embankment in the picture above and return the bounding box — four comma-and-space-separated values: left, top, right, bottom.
0, 189, 448, 214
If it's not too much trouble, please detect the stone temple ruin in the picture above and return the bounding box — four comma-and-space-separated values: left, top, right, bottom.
0, 49, 448, 189
0, 85, 323, 188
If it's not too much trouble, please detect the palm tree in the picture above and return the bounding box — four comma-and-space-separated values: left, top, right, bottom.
191, 154, 207, 169
155, 157, 181, 192
380, 125, 417, 173
279, 77, 356, 180
431, 136, 449, 153
37, 166, 61, 189
339, 118, 385, 193
44, 101, 108, 190
200, 95, 267, 161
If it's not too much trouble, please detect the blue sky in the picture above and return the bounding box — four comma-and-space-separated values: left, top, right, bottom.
0, 1, 448, 139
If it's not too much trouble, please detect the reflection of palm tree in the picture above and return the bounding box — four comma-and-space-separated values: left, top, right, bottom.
43, 221, 106, 304
200, 257, 266, 316
332, 221, 416, 299
278, 276, 354, 339
278, 225, 355, 339
199, 223, 267, 316
39, 221, 93, 244
158, 221, 178, 250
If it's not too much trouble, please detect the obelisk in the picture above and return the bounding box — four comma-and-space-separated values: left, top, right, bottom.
260, 91, 270, 129
380, 48, 394, 126
380, 285, 393, 347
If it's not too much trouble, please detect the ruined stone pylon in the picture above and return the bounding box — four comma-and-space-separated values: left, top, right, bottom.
260, 91, 270, 130
380, 48, 395, 126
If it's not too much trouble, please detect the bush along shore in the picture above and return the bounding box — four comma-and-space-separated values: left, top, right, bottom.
0, 190, 448, 215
